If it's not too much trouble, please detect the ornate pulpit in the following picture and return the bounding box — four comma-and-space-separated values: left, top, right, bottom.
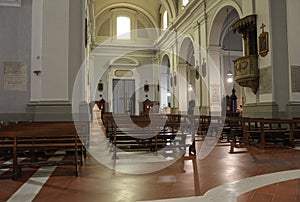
232, 15, 259, 94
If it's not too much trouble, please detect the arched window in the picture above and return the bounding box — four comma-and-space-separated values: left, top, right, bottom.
163, 11, 168, 30
117, 16, 131, 39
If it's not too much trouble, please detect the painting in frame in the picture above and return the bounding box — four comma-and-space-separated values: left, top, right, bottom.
259, 31, 269, 57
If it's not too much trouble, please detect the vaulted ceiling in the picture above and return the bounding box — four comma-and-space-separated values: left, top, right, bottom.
94, 0, 178, 28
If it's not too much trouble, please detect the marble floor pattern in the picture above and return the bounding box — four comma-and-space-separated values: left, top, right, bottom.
0, 121, 300, 202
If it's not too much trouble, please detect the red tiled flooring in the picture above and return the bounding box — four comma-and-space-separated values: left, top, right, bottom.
238, 179, 300, 202
1, 140, 300, 202
0, 166, 41, 201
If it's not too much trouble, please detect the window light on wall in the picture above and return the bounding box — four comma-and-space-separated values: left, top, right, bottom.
117, 16, 131, 40
182, 0, 189, 7
163, 11, 168, 30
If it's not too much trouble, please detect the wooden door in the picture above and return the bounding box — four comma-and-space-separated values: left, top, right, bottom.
113, 79, 135, 115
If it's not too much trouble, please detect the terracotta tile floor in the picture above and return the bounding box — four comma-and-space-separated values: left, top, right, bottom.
237, 179, 300, 202
0, 139, 300, 202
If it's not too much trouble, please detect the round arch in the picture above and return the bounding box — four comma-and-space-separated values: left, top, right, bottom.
177, 37, 196, 113
161, 54, 171, 67
208, 1, 242, 45
95, 3, 159, 29
160, 54, 171, 110
208, 4, 244, 113
178, 36, 195, 65
161, 0, 177, 21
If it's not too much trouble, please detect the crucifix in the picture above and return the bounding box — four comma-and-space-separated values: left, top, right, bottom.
260, 23, 266, 32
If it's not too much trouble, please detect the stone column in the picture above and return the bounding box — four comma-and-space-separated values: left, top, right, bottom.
286, 0, 300, 118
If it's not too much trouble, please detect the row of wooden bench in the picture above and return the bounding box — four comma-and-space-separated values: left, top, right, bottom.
227, 117, 300, 153
0, 121, 89, 179
101, 114, 196, 158
101, 113, 300, 155
1, 115, 297, 180
101, 113, 208, 137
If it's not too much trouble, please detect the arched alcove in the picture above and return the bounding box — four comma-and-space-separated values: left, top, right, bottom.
178, 37, 196, 113
209, 6, 243, 114
160, 54, 171, 110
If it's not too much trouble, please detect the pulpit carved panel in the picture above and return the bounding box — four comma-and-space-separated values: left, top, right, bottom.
234, 55, 259, 94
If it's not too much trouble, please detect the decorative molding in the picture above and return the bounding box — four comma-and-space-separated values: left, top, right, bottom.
114, 70, 134, 77
0, 0, 21, 7
109, 57, 139, 67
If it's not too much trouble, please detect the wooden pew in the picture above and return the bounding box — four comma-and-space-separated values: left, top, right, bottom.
107, 114, 193, 159
194, 115, 211, 136
111, 120, 171, 158
240, 118, 265, 146
228, 117, 263, 153
230, 118, 294, 152
259, 119, 291, 149
101, 113, 116, 138
112, 123, 172, 151
224, 116, 243, 153
287, 118, 300, 148
221, 116, 241, 142
156, 114, 196, 155
0, 121, 88, 179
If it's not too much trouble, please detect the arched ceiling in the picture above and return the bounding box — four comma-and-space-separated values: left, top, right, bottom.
94, 0, 178, 28
161, 0, 177, 20
94, 0, 162, 28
